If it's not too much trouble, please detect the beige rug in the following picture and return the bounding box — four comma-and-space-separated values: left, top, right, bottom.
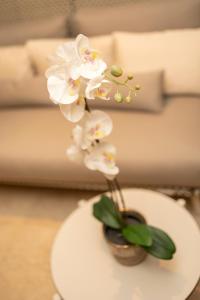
0, 216, 60, 300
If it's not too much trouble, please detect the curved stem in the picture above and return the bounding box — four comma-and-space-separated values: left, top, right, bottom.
106, 179, 119, 210
84, 97, 91, 112
114, 178, 126, 211
84, 96, 126, 211
105, 74, 136, 93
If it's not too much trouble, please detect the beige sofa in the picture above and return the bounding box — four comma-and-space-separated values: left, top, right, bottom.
0, 0, 200, 191
0, 32, 200, 191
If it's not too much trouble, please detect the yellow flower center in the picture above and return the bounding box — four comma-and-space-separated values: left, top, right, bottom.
81, 48, 99, 63
76, 96, 84, 105
96, 87, 107, 98
89, 124, 104, 139
68, 78, 80, 96
103, 152, 115, 168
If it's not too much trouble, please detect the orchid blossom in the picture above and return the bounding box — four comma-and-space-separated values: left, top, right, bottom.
60, 97, 85, 123
84, 142, 119, 180
76, 34, 107, 80
46, 34, 139, 181
81, 110, 113, 142
66, 126, 84, 163
86, 75, 111, 100
46, 68, 80, 105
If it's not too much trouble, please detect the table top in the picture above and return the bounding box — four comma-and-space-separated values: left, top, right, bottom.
51, 189, 200, 300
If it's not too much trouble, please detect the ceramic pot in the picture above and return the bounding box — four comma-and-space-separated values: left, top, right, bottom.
103, 210, 147, 266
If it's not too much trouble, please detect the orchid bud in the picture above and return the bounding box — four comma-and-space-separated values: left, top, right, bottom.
135, 84, 141, 91
114, 92, 123, 103
111, 65, 123, 77
125, 95, 131, 103
127, 73, 134, 80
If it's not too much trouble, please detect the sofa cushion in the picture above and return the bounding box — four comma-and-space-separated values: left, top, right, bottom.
114, 29, 200, 96
0, 15, 69, 46
0, 76, 50, 107
90, 70, 164, 113
0, 0, 70, 46
0, 96, 199, 188
26, 35, 114, 75
0, 46, 32, 80
0, 71, 163, 112
73, 0, 200, 36
0, 45, 36, 107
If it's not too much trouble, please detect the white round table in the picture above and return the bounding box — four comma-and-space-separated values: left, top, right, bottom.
51, 189, 200, 300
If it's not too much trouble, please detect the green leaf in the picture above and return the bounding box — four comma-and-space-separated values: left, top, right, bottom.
144, 226, 176, 260
122, 224, 152, 247
93, 195, 122, 229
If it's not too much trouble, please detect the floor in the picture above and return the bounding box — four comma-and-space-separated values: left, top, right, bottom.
0, 185, 97, 221
0, 185, 199, 224
0, 185, 199, 300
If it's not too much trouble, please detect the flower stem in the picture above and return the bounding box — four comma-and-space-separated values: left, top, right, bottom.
114, 178, 126, 211
106, 179, 119, 210
105, 74, 136, 93
84, 97, 91, 112
83, 96, 126, 211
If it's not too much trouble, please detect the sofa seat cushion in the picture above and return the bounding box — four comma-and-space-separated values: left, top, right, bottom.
0, 97, 199, 188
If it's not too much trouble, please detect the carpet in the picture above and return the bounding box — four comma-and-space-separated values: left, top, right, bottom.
0, 216, 60, 300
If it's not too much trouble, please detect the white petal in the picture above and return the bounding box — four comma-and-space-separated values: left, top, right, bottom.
76, 34, 90, 57
70, 64, 81, 80
85, 76, 103, 99
84, 142, 119, 178
80, 60, 107, 79
72, 125, 91, 150
84, 110, 113, 141
66, 144, 83, 163
86, 76, 111, 100
45, 64, 66, 79
47, 75, 79, 105
56, 42, 76, 63
47, 75, 66, 104
60, 98, 85, 123
84, 153, 98, 171
85, 88, 95, 100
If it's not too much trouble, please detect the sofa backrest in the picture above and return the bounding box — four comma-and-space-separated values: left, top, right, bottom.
72, 0, 200, 36
0, 28, 200, 111
0, 0, 70, 46
0, 0, 200, 45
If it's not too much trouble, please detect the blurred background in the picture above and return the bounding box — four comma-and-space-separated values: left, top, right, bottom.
0, 1, 199, 298
0, 0, 200, 44
0, 0, 199, 194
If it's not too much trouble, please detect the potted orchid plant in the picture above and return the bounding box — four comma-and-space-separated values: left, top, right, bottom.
46, 34, 176, 266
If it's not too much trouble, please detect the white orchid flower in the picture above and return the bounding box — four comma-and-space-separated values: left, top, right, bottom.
85, 75, 111, 100
75, 34, 107, 79
55, 42, 76, 64
48, 35, 107, 81
47, 67, 80, 105
73, 123, 92, 150
84, 142, 119, 179
49, 42, 81, 80
82, 110, 113, 141
66, 144, 83, 163
60, 97, 85, 123
66, 126, 85, 163
67, 110, 113, 150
